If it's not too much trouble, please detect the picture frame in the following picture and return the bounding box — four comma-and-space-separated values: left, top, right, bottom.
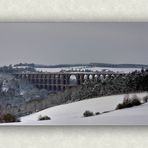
0, 0, 148, 148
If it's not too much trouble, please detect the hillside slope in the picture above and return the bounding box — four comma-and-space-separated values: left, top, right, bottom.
1, 92, 147, 125
4, 92, 145, 125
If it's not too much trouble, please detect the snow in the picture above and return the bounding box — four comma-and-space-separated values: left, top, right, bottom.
36, 67, 141, 73
13, 66, 29, 69
86, 67, 141, 73
2, 92, 148, 125
20, 90, 26, 96
1, 87, 9, 92
1, 80, 9, 92
90, 102, 148, 125
36, 68, 63, 72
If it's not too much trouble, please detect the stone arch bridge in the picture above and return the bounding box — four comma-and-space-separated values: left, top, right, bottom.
14, 72, 126, 92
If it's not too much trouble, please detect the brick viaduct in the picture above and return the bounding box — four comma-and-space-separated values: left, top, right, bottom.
14, 72, 126, 92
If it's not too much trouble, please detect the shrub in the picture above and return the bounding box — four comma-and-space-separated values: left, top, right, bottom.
116, 95, 141, 110
95, 112, 100, 115
2, 113, 18, 123
143, 96, 148, 103
131, 98, 141, 106
83, 110, 94, 117
131, 95, 141, 106
0, 116, 2, 122
102, 111, 111, 114
38, 115, 51, 121
116, 103, 124, 110
123, 95, 132, 106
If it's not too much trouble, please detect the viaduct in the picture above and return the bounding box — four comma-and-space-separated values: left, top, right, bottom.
14, 72, 126, 92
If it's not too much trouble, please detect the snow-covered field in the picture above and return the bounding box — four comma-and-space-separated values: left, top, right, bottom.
36, 67, 141, 73
2, 92, 148, 125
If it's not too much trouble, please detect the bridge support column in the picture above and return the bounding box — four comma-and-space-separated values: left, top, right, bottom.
80, 74, 84, 84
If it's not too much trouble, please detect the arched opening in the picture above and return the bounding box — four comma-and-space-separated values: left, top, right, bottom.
58, 86, 61, 91
94, 75, 98, 81
100, 74, 104, 80
45, 85, 47, 89
69, 75, 77, 85
95, 74, 98, 79
54, 85, 56, 91
48, 79, 51, 84
89, 75, 93, 79
111, 74, 115, 78
84, 75, 88, 80
49, 85, 52, 91
105, 74, 109, 79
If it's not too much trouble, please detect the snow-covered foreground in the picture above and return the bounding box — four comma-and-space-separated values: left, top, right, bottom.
2, 92, 148, 125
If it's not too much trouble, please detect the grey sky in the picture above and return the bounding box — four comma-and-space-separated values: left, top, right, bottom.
0, 22, 147, 66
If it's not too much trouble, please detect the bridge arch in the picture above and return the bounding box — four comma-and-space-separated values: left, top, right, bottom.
105, 74, 109, 79
89, 74, 93, 79
84, 74, 88, 80
69, 75, 77, 85
100, 74, 104, 80
94, 74, 98, 79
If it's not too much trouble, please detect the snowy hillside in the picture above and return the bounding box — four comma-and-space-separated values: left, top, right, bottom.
36, 67, 141, 73
2, 92, 147, 125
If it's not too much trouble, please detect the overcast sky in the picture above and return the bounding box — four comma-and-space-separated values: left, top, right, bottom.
0, 22, 147, 66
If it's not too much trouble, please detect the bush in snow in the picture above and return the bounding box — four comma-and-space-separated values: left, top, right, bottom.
143, 96, 148, 103
102, 111, 111, 114
132, 99, 141, 106
0, 113, 20, 123
38, 115, 51, 121
116, 95, 141, 110
95, 112, 100, 115
83, 110, 94, 117
116, 104, 124, 110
